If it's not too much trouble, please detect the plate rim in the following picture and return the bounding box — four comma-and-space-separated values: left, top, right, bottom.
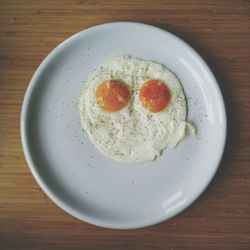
20, 21, 227, 229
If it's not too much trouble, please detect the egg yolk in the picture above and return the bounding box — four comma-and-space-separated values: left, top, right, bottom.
139, 79, 171, 113
96, 80, 130, 112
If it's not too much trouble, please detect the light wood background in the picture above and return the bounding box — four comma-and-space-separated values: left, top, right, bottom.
0, 0, 250, 249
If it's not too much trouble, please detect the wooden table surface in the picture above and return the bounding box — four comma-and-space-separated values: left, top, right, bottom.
0, 0, 250, 249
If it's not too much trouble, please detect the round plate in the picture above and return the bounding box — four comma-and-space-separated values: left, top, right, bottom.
21, 22, 226, 229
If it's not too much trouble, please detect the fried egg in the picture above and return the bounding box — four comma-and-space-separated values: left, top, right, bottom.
79, 56, 194, 163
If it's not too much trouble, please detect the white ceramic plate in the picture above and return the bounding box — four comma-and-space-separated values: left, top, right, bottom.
21, 22, 226, 229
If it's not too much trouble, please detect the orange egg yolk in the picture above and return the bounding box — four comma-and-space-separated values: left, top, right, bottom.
95, 80, 130, 112
139, 79, 171, 113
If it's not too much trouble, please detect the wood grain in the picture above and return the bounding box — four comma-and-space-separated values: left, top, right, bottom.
0, 0, 250, 249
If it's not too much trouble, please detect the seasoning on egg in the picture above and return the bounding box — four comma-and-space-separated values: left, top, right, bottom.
79, 56, 195, 163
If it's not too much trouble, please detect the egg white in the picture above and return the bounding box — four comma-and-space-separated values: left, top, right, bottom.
79, 56, 191, 163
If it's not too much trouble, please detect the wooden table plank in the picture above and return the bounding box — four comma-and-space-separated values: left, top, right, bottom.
0, 0, 250, 249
